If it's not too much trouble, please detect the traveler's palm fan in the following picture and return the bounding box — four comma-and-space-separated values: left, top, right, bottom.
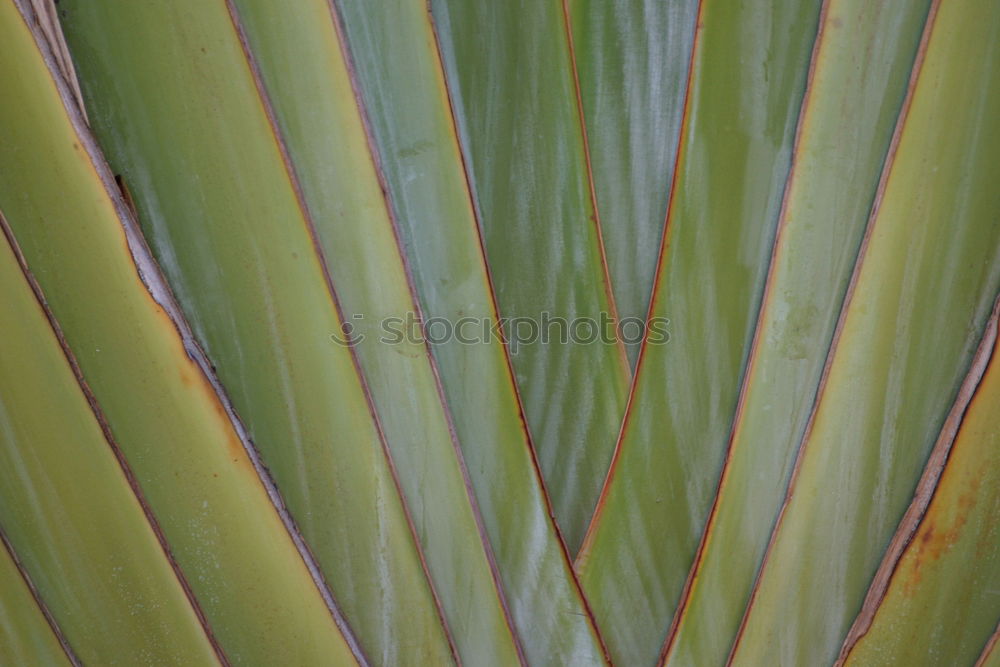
0, 0, 998, 664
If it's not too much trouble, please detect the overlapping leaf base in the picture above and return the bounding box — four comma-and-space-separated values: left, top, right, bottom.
0, 0, 997, 664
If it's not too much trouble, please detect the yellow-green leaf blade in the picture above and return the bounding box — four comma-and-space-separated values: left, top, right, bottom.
58, 0, 523, 662
320, 0, 608, 661
0, 219, 219, 665
223, 0, 522, 661
841, 304, 1000, 666
661, 1, 932, 663
0, 538, 72, 666
431, 0, 631, 555
575, 0, 823, 662
567, 0, 699, 367
0, 4, 361, 663
731, 0, 1000, 662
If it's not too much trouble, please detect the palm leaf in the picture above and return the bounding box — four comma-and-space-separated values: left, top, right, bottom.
731, 0, 1000, 661
577, 0, 824, 660
0, 0, 998, 664
0, 2, 365, 662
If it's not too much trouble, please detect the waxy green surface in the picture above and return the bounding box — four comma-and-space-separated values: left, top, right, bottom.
0, 222, 219, 665
431, 0, 630, 554
662, 1, 932, 663
58, 0, 561, 662
60, 0, 466, 663
0, 540, 69, 666
731, 0, 1000, 662
844, 324, 1000, 666
330, 0, 607, 661
568, 0, 699, 367
2, 0, 998, 663
575, 0, 823, 663
0, 2, 359, 663
231, 0, 548, 660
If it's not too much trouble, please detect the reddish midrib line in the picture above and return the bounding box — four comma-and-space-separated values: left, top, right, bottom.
222, 1, 479, 663
724, 2, 942, 662
656, 0, 832, 661
0, 212, 229, 667
976, 621, 1000, 667
0, 513, 82, 666
422, 1, 613, 661
9, 6, 232, 663
835, 295, 999, 665
574, 0, 705, 569
28, 0, 370, 661
321, 2, 532, 662
559, 0, 631, 381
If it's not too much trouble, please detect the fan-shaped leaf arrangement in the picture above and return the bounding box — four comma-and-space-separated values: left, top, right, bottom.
0, 0, 997, 664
